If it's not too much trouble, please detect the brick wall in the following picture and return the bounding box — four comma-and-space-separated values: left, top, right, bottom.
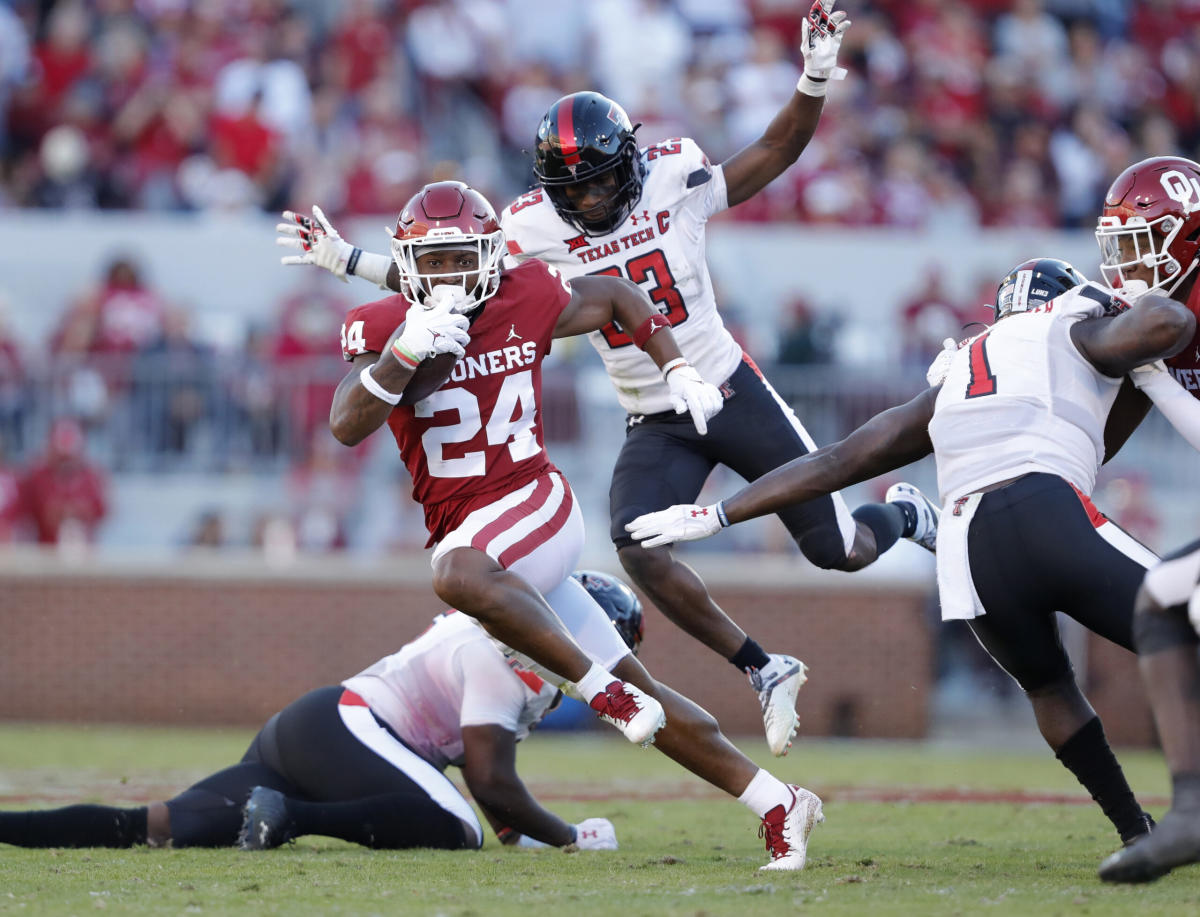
0, 551, 1153, 744
0, 552, 934, 739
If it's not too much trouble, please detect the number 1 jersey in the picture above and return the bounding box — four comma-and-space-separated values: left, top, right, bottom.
929, 282, 1126, 504
340, 260, 572, 543
501, 137, 743, 415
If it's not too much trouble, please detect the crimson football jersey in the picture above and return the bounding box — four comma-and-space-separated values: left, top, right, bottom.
1166, 298, 1200, 396
340, 260, 572, 542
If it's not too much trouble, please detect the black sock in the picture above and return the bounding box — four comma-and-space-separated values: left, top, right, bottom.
852, 502, 910, 550
0, 805, 148, 848
1055, 717, 1147, 842
729, 637, 770, 673
287, 793, 469, 849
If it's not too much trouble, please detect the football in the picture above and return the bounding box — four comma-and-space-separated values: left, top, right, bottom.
399, 350, 458, 405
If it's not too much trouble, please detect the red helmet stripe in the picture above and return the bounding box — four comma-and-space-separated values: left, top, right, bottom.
558, 98, 580, 167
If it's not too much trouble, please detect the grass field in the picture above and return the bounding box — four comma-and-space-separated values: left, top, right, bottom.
1, 723, 1197, 916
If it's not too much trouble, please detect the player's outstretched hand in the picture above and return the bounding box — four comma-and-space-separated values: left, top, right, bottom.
925, 337, 958, 387
277, 205, 356, 281
572, 818, 618, 851
802, 0, 850, 81
665, 363, 724, 435
626, 503, 724, 548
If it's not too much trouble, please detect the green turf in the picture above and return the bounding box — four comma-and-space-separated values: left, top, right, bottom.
0, 724, 1194, 916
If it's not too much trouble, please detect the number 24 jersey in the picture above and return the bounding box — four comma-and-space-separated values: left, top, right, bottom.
340, 260, 572, 543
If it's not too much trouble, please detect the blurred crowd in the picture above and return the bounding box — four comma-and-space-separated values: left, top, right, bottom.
2, 0, 1199, 228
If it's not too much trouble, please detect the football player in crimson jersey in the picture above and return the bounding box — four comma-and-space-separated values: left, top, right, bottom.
0, 573, 634, 853
330, 179, 824, 871
276, 2, 878, 758
1089, 155, 1200, 882
628, 259, 1199, 852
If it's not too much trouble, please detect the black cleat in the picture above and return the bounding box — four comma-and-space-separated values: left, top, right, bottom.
237, 786, 294, 851
1099, 809, 1200, 883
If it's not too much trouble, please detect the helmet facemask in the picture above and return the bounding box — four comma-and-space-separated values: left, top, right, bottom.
391, 231, 505, 314
541, 140, 644, 237
1096, 213, 1194, 298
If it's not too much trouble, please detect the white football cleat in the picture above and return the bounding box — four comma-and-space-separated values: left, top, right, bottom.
750, 654, 806, 756
759, 784, 825, 871
886, 482, 940, 553
589, 680, 666, 747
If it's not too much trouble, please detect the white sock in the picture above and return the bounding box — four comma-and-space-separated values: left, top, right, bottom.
574, 663, 616, 701
737, 768, 793, 818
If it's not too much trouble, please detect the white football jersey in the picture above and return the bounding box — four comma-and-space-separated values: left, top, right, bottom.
500, 137, 743, 415
342, 611, 559, 770
929, 282, 1121, 504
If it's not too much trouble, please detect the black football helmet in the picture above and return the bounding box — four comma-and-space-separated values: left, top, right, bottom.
533, 91, 646, 237
993, 257, 1086, 322
572, 570, 644, 654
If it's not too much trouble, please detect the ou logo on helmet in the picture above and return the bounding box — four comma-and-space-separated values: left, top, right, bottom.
1161, 170, 1200, 214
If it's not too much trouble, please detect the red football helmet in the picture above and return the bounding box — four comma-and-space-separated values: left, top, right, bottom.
1095, 156, 1200, 297
390, 180, 505, 312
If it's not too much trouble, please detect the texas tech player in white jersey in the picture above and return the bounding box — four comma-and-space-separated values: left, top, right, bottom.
930, 282, 1127, 505
502, 137, 742, 416
343, 611, 559, 770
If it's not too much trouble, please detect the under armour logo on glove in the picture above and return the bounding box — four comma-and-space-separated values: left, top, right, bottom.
690, 509, 710, 518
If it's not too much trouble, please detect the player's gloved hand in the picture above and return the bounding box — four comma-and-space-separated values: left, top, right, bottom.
426, 282, 479, 317
397, 287, 470, 362
801, 0, 850, 84
925, 337, 958, 387
572, 818, 618, 851
277, 205, 358, 282
625, 503, 725, 549
1129, 359, 1170, 392
665, 362, 724, 435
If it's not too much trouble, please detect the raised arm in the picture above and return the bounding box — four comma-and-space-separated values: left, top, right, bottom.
720, 1, 850, 207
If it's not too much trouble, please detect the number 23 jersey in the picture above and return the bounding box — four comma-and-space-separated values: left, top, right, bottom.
340, 260, 571, 543
501, 137, 742, 416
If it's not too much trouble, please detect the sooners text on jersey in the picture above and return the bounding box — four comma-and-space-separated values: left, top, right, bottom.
501, 137, 742, 415
340, 260, 571, 543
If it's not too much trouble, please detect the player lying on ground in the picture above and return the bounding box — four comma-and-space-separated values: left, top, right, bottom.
628, 258, 1197, 848
276, 0, 886, 759
325, 179, 822, 870
0, 573, 640, 852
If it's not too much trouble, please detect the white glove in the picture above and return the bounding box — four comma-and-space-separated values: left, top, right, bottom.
625, 503, 724, 549
573, 818, 618, 851
397, 288, 470, 362
925, 337, 958, 387
665, 363, 724, 435
1129, 359, 1170, 393
801, 0, 850, 84
515, 834, 551, 849
277, 206, 355, 281
425, 283, 478, 317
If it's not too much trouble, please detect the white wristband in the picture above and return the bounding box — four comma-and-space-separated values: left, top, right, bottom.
349, 250, 392, 290
359, 363, 402, 406
661, 357, 689, 380
797, 74, 828, 97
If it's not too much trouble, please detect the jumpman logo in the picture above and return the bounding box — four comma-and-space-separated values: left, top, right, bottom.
507, 324, 523, 342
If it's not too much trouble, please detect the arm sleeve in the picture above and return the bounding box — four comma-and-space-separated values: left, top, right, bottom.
1137, 366, 1200, 453
456, 641, 528, 732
